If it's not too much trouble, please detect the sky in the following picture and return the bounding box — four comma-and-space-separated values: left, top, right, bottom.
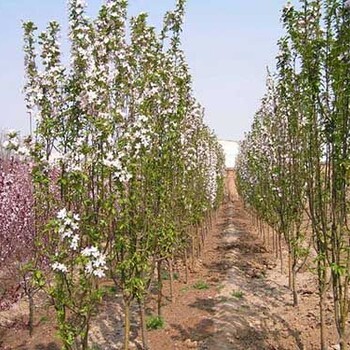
0, 0, 286, 141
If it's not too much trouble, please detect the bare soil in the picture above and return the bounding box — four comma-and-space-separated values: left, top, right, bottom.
0, 173, 341, 349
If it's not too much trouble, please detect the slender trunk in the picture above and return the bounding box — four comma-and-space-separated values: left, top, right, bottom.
157, 261, 162, 317
279, 234, 283, 274
82, 316, 90, 350
139, 298, 148, 350
197, 226, 202, 257
191, 236, 195, 269
339, 313, 347, 350
262, 223, 266, 246
169, 259, 175, 303
292, 259, 298, 307
184, 249, 189, 284
336, 282, 349, 350
28, 291, 34, 337
275, 231, 279, 259
320, 289, 326, 350
288, 247, 292, 290
124, 300, 131, 350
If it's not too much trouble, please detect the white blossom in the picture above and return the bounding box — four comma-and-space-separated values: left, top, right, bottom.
52, 262, 68, 273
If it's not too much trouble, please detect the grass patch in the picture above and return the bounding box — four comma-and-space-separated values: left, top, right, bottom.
102, 285, 117, 295
146, 315, 165, 330
193, 280, 209, 290
216, 284, 225, 292
218, 296, 229, 303
39, 315, 49, 324
231, 290, 244, 299
161, 271, 179, 281
88, 346, 102, 350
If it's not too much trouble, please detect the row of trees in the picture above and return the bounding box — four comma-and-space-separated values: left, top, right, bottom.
1, 0, 225, 349
236, 1, 350, 349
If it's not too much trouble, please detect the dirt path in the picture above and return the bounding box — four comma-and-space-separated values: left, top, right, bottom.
200, 201, 296, 350
145, 197, 328, 350
198, 198, 338, 350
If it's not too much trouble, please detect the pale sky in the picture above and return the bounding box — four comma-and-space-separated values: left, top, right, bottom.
0, 0, 286, 141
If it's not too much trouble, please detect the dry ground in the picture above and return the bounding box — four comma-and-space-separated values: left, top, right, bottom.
0, 173, 342, 349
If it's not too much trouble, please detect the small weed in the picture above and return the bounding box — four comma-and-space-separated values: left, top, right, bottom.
180, 286, 190, 293
146, 315, 165, 330
240, 304, 250, 310
39, 315, 49, 324
219, 296, 229, 303
161, 271, 170, 280
193, 280, 209, 290
231, 290, 244, 299
161, 271, 180, 281
88, 346, 102, 350
216, 284, 224, 292
103, 285, 117, 295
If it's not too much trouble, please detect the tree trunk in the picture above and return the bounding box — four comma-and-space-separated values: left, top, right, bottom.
124, 300, 131, 350
157, 261, 163, 317
28, 291, 34, 337
292, 259, 298, 307
279, 234, 283, 274
319, 290, 326, 350
288, 248, 292, 290
169, 259, 175, 303
191, 236, 195, 269
82, 316, 90, 350
139, 298, 149, 350
184, 249, 189, 284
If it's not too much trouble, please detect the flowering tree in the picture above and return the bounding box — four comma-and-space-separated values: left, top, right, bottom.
0, 132, 37, 335
22, 0, 224, 349
237, 1, 350, 349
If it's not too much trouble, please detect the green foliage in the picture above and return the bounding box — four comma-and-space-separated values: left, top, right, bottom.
102, 285, 117, 296
146, 315, 165, 330
236, 1, 350, 347
192, 280, 209, 290
231, 290, 244, 299
39, 315, 49, 324
161, 271, 179, 281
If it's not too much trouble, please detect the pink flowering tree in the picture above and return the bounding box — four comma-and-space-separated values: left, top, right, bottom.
0, 132, 38, 335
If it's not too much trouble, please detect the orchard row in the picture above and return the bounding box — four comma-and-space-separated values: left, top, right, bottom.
236, 1, 350, 349
0, 0, 225, 349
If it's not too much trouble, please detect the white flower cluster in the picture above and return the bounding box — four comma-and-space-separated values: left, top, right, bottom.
2, 130, 30, 157
81, 246, 107, 278
284, 1, 293, 13
127, 114, 152, 158
103, 151, 132, 183
53, 209, 106, 278
56, 208, 80, 251
52, 262, 68, 273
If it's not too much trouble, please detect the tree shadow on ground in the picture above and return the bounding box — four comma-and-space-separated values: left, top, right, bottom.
88, 294, 142, 350
34, 343, 60, 350
184, 201, 305, 350
170, 318, 215, 343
